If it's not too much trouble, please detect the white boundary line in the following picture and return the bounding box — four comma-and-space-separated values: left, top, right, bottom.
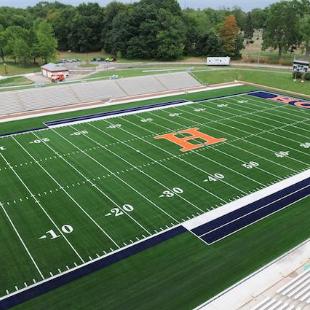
202, 186, 309, 245
48, 95, 240, 129
183, 169, 309, 230
199, 186, 309, 238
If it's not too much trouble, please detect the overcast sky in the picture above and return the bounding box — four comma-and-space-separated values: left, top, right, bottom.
0, 0, 278, 11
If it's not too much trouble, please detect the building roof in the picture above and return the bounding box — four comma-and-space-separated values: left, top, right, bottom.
293, 60, 309, 65
41, 63, 69, 72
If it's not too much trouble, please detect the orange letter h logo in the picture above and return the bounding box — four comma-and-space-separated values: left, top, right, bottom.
155, 128, 226, 152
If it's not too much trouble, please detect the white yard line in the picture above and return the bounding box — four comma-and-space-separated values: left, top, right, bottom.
12, 136, 120, 249
0, 152, 85, 263
66, 125, 181, 221
88, 122, 205, 214
0, 202, 45, 280
32, 131, 151, 236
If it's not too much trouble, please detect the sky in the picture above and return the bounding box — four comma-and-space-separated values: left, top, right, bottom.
0, 0, 278, 11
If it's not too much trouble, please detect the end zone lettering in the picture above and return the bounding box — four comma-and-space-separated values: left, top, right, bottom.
248, 91, 310, 109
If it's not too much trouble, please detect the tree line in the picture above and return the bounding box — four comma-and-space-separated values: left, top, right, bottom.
0, 0, 309, 64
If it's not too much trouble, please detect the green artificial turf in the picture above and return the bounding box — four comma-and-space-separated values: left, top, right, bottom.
12, 196, 310, 310
0, 90, 308, 301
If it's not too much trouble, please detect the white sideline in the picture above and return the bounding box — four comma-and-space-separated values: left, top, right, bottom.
47, 86, 246, 128
182, 169, 310, 231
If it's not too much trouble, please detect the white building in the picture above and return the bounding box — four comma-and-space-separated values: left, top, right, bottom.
41, 63, 69, 79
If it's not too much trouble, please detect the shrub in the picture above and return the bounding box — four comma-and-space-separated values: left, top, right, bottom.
304, 72, 310, 81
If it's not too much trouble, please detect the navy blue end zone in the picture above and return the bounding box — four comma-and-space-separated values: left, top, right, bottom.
248, 91, 310, 109
192, 178, 310, 244
0, 226, 187, 310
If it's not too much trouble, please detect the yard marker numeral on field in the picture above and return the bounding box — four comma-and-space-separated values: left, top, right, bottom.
204, 173, 224, 182
242, 161, 259, 169
300, 142, 310, 149
70, 130, 88, 136
141, 118, 153, 123
105, 204, 134, 217
39, 225, 73, 240
274, 151, 289, 158
0, 146, 6, 151
30, 138, 50, 144
107, 124, 122, 129
194, 108, 205, 112
217, 104, 228, 108
160, 187, 184, 198
169, 113, 182, 117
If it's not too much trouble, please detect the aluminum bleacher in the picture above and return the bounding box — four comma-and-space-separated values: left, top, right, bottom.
253, 269, 310, 310
0, 72, 201, 116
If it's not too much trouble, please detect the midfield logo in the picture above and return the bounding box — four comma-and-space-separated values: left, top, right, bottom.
155, 128, 226, 152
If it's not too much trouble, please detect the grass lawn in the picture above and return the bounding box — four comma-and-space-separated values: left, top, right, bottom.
57, 51, 112, 62
0, 76, 33, 87
78, 63, 98, 68
0, 63, 40, 76
12, 196, 310, 310
193, 68, 310, 95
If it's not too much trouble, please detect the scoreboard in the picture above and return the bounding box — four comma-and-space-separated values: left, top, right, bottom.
293, 60, 309, 73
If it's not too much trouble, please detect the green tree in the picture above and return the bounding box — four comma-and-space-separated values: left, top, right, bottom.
156, 9, 186, 60
0, 27, 7, 62
13, 38, 32, 64
251, 8, 267, 29
35, 21, 57, 63
300, 15, 310, 55
244, 12, 254, 40
262, 1, 303, 56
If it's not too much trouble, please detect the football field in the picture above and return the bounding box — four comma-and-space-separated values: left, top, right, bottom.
0, 90, 309, 303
